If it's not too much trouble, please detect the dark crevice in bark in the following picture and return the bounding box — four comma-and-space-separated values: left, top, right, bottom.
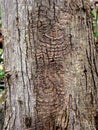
95, 42, 98, 53
94, 112, 98, 130
27, 9, 34, 84
26, 83, 31, 116
11, 112, 16, 130
93, 51, 98, 77
84, 65, 88, 91
1, 0, 97, 130
25, 116, 32, 129
6, 74, 12, 111
90, 92, 94, 105
88, 37, 92, 62
4, 112, 13, 130
48, 0, 51, 6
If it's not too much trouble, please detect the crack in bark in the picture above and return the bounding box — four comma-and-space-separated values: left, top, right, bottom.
86, 49, 97, 93
1, 0, 98, 130
16, 0, 26, 115
84, 65, 88, 91
4, 112, 13, 130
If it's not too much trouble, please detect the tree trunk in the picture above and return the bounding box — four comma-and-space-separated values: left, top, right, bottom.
1, 0, 98, 130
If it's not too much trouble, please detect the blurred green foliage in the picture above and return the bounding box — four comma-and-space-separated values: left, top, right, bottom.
91, 7, 98, 37
0, 6, 4, 92
0, 49, 4, 78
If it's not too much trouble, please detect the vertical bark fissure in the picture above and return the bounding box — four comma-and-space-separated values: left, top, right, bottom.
24, 2, 32, 117
1, 0, 98, 130
11, 111, 16, 130
93, 52, 98, 77
6, 75, 12, 109
4, 112, 13, 130
94, 112, 98, 130
25, 43, 31, 118
84, 65, 88, 91
27, 9, 34, 87
16, 0, 26, 114
88, 32, 97, 92
86, 25, 97, 92
86, 49, 97, 93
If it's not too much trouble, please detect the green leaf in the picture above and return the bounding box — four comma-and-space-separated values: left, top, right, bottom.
96, 13, 98, 19
0, 71, 4, 78
91, 10, 96, 17
94, 31, 98, 36
0, 49, 3, 54
0, 64, 4, 78
93, 21, 97, 27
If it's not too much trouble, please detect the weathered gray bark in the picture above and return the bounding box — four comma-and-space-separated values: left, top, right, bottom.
1, 0, 98, 130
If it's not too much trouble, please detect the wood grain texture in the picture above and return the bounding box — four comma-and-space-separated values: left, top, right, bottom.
1, 0, 98, 130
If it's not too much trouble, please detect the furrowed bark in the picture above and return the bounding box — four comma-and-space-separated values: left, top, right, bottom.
1, 0, 98, 130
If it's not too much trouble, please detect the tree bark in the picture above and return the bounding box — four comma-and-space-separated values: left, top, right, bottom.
1, 0, 98, 130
